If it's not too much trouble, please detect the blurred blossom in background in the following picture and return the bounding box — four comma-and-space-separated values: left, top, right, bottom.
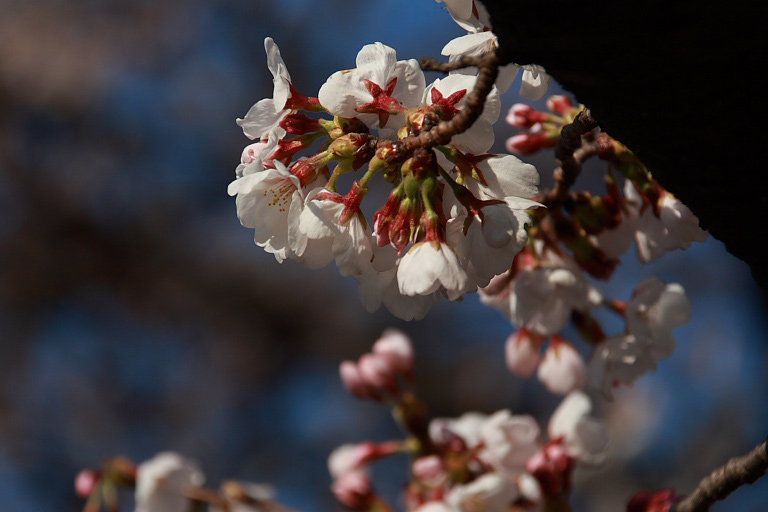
0, 0, 766, 510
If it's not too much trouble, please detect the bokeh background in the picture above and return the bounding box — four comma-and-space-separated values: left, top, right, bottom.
1, 1, 767, 510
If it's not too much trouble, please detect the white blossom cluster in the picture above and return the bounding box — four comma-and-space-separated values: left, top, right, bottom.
229, 10, 550, 320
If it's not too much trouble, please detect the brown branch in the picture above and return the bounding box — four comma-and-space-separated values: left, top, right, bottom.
673, 438, 768, 512
547, 109, 598, 205
419, 55, 486, 73
388, 52, 500, 163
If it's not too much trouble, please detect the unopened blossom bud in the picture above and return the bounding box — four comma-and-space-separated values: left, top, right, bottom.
505, 328, 542, 378
626, 489, 679, 512
279, 113, 322, 135
358, 352, 399, 391
506, 103, 548, 129
412, 455, 447, 487
537, 337, 586, 395
546, 95, 573, 116
328, 443, 378, 478
335, 116, 370, 136
75, 470, 101, 498
372, 328, 415, 374
329, 133, 371, 161
331, 471, 373, 510
340, 361, 377, 400
506, 131, 553, 156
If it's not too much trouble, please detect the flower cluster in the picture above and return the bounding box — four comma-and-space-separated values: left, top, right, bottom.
467, 93, 706, 400
330, 330, 608, 512
229, 32, 544, 320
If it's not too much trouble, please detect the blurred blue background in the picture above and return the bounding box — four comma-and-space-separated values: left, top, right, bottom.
0, 1, 766, 510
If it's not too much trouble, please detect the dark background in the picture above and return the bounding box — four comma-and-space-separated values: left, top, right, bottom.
0, 1, 766, 510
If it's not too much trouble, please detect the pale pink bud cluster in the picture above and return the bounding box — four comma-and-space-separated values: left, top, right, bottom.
504, 97, 582, 156
340, 329, 415, 400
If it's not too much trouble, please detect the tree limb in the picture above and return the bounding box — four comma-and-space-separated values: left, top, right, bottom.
673, 438, 768, 512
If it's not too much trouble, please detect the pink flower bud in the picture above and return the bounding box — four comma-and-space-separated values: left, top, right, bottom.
372, 329, 414, 374
331, 471, 373, 510
626, 489, 679, 512
546, 95, 573, 116
412, 455, 446, 486
537, 338, 586, 395
75, 469, 101, 498
339, 361, 376, 400
357, 353, 398, 391
506, 103, 547, 129
328, 443, 378, 478
279, 113, 321, 134
505, 328, 542, 378
505, 131, 550, 156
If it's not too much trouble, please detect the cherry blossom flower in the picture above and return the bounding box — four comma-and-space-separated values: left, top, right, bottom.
354, 244, 438, 321
479, 410, 541, 476
237, 38, 292, 141
444, 200, 534, 290
296, 188, 373, 276
228, 160, 321, 264
624, 181, 707, 263
658, 191, 708, 249
437, 0, 474, 23
318, 43, 425, 131
437, 0, 491, 32
588, 333, 658, 399
423, 74, 500, 153
447, 473, 519, 512
537, 337, 587, 395
236, 130, 282, 178
397, 240, 470, 300
547, 391, 608, 464
626, 278, 691, 359
588, 279, 690, 398
504, 253, 602, 337
441, 32, 551, 99
429, 412, 488, 449
135, 452, 204, 512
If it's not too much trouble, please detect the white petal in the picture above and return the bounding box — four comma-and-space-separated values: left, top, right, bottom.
237, 99, 288, 140
318, 70, 372, 119
441, 32, 496, 57
520, 65, 550, 101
